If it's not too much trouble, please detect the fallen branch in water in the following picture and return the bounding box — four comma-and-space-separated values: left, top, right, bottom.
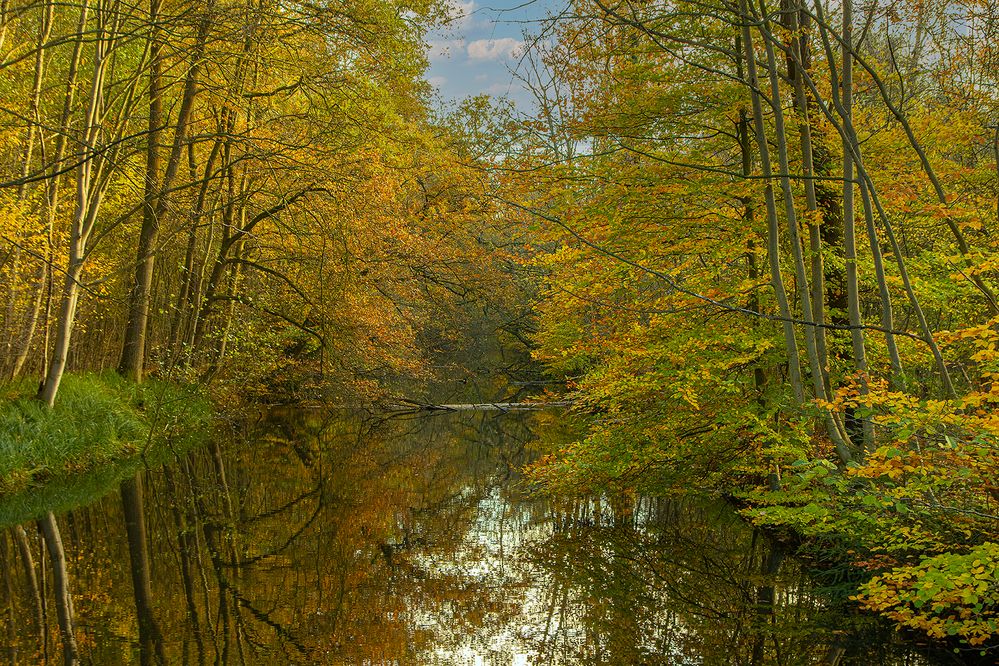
385, 399, 571, 413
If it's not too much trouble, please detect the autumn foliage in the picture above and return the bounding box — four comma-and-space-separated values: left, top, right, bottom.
508, 0, 999, 653
0, 0, 517, 405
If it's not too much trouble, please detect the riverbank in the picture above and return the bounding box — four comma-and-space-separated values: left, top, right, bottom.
0, 372, 210, 497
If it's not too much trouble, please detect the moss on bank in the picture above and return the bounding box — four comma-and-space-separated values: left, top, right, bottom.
0, 372, 210, 496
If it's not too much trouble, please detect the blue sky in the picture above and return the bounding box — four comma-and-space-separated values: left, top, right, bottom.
423, 0, 558, 109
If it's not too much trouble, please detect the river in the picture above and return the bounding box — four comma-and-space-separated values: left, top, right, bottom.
0, 408, 964, 664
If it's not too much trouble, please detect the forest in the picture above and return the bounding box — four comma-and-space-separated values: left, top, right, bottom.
0, 0, 997, 659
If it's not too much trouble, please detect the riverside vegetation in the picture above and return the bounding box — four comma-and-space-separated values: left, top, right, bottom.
0, 0, 997, 660
0, 373, 209, 495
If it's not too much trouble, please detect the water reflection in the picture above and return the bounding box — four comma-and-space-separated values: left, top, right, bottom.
0, 410, 958, 664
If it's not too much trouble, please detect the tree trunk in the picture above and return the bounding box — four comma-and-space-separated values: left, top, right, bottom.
836, 0, 877, 448
40, 250, 84, 407
38, 512, 79, 666
39, 0, 112, 405
169, 135, 223, 360
120, 10, 211, 381
783, 0, 830, 391
755, 0, 852, 464
35, 0, 90, 382
13, 525, 44, 644
738, 4, 804, 404
121, 474, 165, 665
118, 0, 163, 383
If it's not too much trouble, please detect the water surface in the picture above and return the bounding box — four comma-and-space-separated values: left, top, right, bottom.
0, 409, 962, 664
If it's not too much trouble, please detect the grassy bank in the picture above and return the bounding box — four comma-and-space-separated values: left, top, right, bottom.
0, 372, 211, 496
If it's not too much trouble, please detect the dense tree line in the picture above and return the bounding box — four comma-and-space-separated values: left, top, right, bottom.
510, 0, 999, 651
0, 0, 515, 405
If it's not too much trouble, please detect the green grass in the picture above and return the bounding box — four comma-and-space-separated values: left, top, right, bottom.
0, 372, 211, 497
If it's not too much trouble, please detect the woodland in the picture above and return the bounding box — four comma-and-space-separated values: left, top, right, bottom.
0, 0, 997, 658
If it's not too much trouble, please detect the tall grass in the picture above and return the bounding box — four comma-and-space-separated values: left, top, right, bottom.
0, 372, 210, 495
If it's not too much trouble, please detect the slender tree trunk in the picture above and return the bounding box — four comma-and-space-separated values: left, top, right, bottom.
192, 116, 238, 356
185, 211, 216, 354
739, 4, 804, 404
34, 0, 90, 383
836, 0, 877, 448
808, 0, 950, 396
777, 3, 902, 400
858, 177, 904, 386
38, 512, 78, 666
121, 474, 165, 665
39, 0, 112, 405
8, 1, 55, 378
839, 0, 869, 373
755, 0, 852, 463
170, 135, 223, 359
784, 0, 829, 392
40, 246, 84, 407
758, 0, 821, 388
735, 37, 776, 488
119, 0, 163, 383
120, 10, 212, 380
13, 525, 44, 644
16, 0, 53, 200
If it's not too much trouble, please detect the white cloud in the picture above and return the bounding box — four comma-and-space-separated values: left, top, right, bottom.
486, 82, 512, 96
427, 75, 447, 87
427, 38, 466, 61
467, 37, 524, 61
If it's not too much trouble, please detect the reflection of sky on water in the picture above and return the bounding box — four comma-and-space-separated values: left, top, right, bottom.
420, 484, 543, 665
410, 484, 732, 665
407, 470, 943, 666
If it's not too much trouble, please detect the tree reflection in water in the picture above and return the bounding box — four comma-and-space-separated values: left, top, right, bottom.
0, 411, 960, 664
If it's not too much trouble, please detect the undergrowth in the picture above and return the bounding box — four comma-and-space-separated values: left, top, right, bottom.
0, 372, 210, 496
